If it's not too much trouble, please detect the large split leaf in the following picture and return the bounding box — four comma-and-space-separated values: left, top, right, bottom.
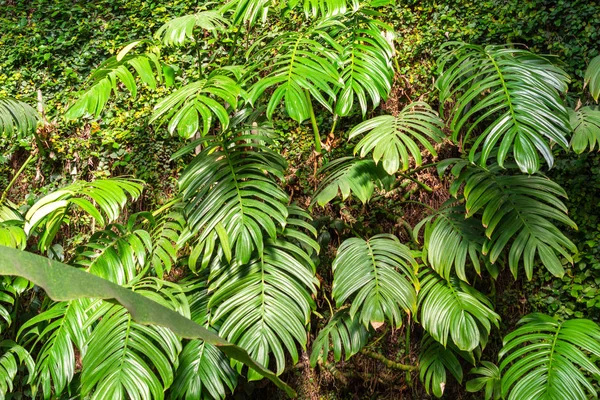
499, 313, 600, 400
332, 234, 419, 328
437, 43, 571, 173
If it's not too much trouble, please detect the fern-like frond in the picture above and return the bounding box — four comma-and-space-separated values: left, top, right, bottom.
332, 234, 418, 328
248, 20, 343, 122
415, 201, 493, 282
150, 75, 241, 138
499, 313, 600, 400
333, 14, 394, 116
171, 278, 237, 400
67, 54, 165, 119
312, 157, 393, 206
437, 43, 571, 173
418, 270, 500, 352
155, 11, 228, 46
80, 285, 184, 400
0, 340, 35, 399
0, 97, 39, 139
349, 102, 444, 174
17, 299, 92, 399
150, 208, 186, 278
585, 54, 600, 102
179, 133, 289, 265
570, 106, 600, 153
207, 220, 319, 380
73, 220, 152, 285
309, 311, 370, 367
419, 334, 464, 398
24, 178, 143, 252
446, 162, 577, 280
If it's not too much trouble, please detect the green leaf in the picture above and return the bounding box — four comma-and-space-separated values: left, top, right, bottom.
569, 106, 600, 153
584, 54, 600, 102
350, 102, 444, 174
448, 163, 577, 280
207, 217, 319, 380
334, 14, 394, 117
418, 270, 500, 352
499, 313, 600, 400
155, 11, 228, 46
0, 246, 296, 397
151, 75, 240, 138
309, 311, 370, 367
247, 20, 342, 123
419, 334, 465, 398
466, 361, 501, 400
67, 54, 163, 119
312, 157, 393, 206
24, 178, 143, 252
179, 133, 288, 265
0, 340, 35, 399
332, 234, 418, 328
416, 201, 490, 282
0, 97, 39, 140
437, 43, 571, 173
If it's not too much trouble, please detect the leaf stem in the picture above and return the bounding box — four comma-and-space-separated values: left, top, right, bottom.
1, 153, 37, 204
305, 90, 322, 153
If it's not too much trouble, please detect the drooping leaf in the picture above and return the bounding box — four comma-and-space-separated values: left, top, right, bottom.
0, 340, 35, 399
150, 75, 241, 138
333, 12, 394, 117
499, 313, 600, 400
466, 361, 502, 400
24, 178, 143, 252
179, 133, 289, 265
312, 157, 393, 206
208, 228, 319, 381
0, 97, 39, 140
446, 162, 578, 280
332, 234, 418, 328
418, 270, 500, 352
415, 201, 491, 282
349, 102, 444, 174
171, 278, 237, 400
419, 334, 465, 398
309, 311, 370, 367
80, 285, 183, 400
437, 43, 571, 173
569, 106, 600, 153
155, 11, 228, 46
247, 19, 343, 123
66, 54, 165, 119
584, 54, 600, 102
17, 299, 92, 399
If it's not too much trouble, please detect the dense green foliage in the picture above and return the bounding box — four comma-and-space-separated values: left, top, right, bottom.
2, 0, 600, 399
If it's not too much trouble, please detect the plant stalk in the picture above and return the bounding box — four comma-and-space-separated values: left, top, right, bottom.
1, 153, 36, 204
305, 90, 322, 152
360, 349, 416, 371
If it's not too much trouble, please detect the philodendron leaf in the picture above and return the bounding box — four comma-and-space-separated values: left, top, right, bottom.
0, 246, 296, 398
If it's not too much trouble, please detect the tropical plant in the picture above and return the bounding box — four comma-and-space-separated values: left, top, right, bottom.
2, 0, 600, 399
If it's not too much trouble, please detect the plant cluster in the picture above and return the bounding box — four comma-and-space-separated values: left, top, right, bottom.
1, 0, 600, 399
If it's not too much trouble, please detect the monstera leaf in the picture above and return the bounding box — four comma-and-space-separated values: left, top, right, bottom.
437, 43, 571, 173
332, 234, 418, 328
499, 313, 600, 400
